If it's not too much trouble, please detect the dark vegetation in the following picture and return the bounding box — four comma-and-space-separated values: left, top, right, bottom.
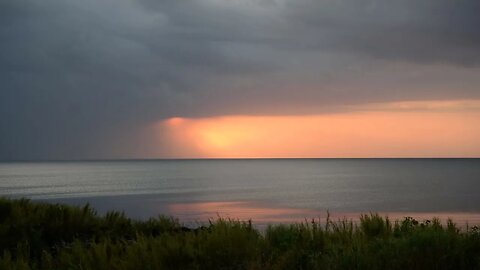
1, 198, 480, 269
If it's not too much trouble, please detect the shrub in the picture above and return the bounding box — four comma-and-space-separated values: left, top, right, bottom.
1, 198, 480, 269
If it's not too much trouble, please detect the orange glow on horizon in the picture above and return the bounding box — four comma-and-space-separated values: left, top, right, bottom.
157, 100, 480, 158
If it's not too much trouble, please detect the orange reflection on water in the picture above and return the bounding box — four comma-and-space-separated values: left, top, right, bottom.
168, 201, 318, 223
167, 201, 480, 226
168, 201, 480, 228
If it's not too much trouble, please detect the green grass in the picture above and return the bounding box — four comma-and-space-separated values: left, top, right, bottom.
1, 198, 480, 269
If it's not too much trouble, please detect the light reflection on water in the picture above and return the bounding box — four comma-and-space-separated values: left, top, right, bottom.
167, 200, 480, 227
168, 201, 318, 223
1, 159, 480, 225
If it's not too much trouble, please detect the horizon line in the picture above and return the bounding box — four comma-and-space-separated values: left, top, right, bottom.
1, 157, 479, 163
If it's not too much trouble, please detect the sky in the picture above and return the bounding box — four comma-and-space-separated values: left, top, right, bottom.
1, 0, 480, 160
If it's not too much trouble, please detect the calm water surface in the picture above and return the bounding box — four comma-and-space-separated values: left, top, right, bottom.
1, 159, 479, 225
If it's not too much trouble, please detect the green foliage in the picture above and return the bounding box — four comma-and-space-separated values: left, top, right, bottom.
1, 198, 480, 269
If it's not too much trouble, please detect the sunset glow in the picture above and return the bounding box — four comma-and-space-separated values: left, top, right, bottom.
157, 100, 480, 158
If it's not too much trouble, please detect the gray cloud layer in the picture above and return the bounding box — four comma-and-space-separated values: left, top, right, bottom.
1, 0, 480, 160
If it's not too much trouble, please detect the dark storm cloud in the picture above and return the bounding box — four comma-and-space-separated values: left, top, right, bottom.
281, 0, 480, 66
1, 0, 479, 159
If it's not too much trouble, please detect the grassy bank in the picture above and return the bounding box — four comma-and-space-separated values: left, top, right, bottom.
1, 198, 480, 269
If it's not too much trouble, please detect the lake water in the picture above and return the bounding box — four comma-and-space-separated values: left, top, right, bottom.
1, 159, 480, 225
